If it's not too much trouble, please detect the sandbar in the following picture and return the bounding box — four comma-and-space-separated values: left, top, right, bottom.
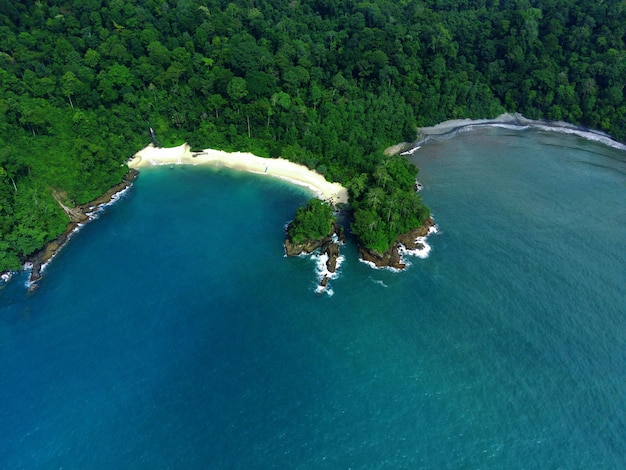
128, 144, 349, 204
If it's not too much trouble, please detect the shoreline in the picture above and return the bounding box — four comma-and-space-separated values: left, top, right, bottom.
128, 144, 349, 205
24, 169, 139, 285
414, 112, 626, 151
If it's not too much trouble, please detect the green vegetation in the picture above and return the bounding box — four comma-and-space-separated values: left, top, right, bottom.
1, 0, 624, 271
351, 156, 430, 255
287, 198, 335, 245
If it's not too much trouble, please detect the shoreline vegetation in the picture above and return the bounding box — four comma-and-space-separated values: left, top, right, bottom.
3, 112, 624, 286
23, 169, 138, 285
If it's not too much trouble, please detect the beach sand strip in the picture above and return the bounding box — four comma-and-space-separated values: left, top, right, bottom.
128, 144, 349, 204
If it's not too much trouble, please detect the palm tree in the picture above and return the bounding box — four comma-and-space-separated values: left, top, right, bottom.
365, 187, 385, 211
373, 165, 392, 190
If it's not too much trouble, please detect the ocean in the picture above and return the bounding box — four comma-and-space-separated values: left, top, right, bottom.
1, 125, 625, 468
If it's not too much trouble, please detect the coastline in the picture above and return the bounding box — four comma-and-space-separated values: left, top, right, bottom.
415, 112, 626, 151
25, 169, 139, 285
128, 144, 349, 205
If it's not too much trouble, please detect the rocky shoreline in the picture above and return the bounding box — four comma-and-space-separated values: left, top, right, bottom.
285, 214, 436, 286
26, 169, 139, 284
284, 220, 345, 288
359, 217, 435, 270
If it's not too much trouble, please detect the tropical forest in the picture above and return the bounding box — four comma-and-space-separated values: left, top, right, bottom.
0, 0, 625, 272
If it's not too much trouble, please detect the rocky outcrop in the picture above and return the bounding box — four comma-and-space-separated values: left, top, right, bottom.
359, 217, 435, 270
324, 240, 340, 272
285, 221, 345, 286
396, 217, 434, 250
359, 244, 406, 270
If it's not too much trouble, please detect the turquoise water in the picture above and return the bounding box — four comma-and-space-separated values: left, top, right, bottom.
1, 127, 625, 468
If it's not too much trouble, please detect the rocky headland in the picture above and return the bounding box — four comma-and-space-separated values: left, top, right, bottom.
27, 169, 139, 284
284, 221, 345, 287
359, 217, 435, 270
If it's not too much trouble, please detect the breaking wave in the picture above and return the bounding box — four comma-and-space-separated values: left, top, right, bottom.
413, 113, 626, 151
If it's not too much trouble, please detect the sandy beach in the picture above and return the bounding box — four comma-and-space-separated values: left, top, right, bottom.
128, 144, 349, 205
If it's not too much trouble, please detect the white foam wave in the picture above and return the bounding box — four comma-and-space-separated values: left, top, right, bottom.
400, 146, 421, 156
22, 263, 34, 289
311, 250, 344, 295
358, 258, 403, 273
399, 239, 431, 259
359, 220, 439, 271
400, 223, 439, 260
313, 252, 344, 280
1, 272, 12, 283
315, 284, 334, 296
87, 184, 133, 218
532, 124, 626, 150
417, 113, 626, 151
37, 222, 86, 278
491, 123, 531, 131
18, 184, 134, 288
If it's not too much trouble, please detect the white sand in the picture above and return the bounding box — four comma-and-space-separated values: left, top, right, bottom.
128, 143, 349, 204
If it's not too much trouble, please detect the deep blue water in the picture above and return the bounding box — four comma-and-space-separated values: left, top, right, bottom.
1, 127, 625, 468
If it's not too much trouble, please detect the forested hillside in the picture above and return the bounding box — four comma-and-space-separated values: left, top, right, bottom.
1, 0, 624, 272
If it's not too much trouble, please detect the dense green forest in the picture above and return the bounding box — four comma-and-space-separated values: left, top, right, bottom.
1, 0, 625, 272
287, 198, 336, 245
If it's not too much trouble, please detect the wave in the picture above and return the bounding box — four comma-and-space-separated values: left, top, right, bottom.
314, 284, 334, 296
311, 251, 344, 296
400, 146, 421, 156
37, 186, 133, 278
358, 223, 439, 272
399, 238, 431, 260
34, 222, 87, 283
370, 278, 388, 288
358, 257, 403, 272
359, 257, 402, 273
5, 183, 136, 289
398, 224, 439, 261
86, 184, 133, 220
414, 113, 626, 151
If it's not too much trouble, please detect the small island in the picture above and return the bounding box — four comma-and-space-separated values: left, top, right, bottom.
284, 149, 433, 275
284, 198, 345, 287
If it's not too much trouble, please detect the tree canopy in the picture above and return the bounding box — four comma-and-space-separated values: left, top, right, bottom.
1, 0, 624, 271
288, 198, 335, 245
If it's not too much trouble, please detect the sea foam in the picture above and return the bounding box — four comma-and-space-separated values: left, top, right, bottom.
359, 223, 439, 271
86, 184, 133, 220
415, 113, 626, 151
311, 251, 344, 296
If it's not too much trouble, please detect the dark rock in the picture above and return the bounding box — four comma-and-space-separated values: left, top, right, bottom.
396, 217, 434, 249
359, 244, 406, 270
26, 169, 139, 283
284, 236, 326, 257
284, 221, 343, 259
323, 240, 340, 273
30, 260, 42, 282
359, 217, 435, 270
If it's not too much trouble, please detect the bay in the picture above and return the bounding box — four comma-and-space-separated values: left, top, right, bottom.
1, 127, 625, 468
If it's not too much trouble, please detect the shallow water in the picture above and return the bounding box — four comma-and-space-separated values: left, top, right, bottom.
1, 127, 625, 468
